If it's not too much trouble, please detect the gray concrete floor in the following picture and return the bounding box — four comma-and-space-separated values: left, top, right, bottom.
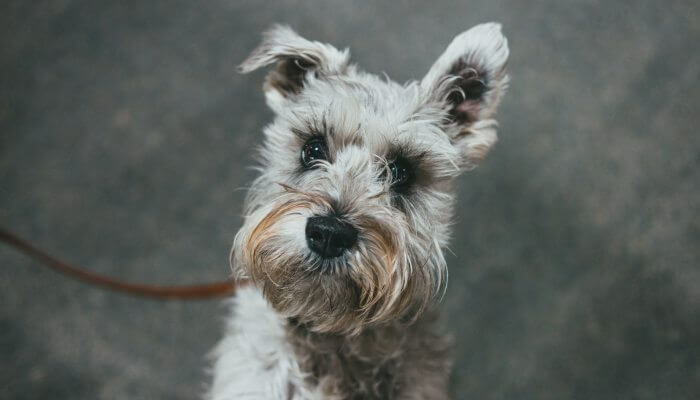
2, 1, 699, 399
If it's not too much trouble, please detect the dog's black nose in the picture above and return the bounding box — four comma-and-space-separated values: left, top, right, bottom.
305, 216, 358, 259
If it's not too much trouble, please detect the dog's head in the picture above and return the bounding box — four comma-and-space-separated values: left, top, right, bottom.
232, 24, 509, 334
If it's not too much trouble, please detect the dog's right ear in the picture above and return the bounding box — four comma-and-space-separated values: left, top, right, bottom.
239, 25, 350, 98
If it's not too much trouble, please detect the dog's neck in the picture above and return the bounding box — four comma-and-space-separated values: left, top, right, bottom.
285, 311, 447, 399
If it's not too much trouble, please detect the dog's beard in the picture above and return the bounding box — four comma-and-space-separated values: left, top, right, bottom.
231, 191, 442, 335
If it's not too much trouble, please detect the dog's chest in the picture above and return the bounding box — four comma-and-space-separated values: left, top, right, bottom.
207, 287, 405, 400
286, 320, 406, 399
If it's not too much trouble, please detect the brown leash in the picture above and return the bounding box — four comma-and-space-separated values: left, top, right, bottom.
0, 227, 244, 300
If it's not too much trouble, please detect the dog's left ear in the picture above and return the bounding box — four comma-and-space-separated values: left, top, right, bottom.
422, 23, 510, 169
239, 25, 349, 99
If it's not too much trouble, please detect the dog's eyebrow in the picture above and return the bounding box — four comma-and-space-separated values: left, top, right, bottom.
387, 142, 428, 163
290, 112, 332, 140
388, 137, 461, 180
291, 117, 364, 148
291, 127, 315, 140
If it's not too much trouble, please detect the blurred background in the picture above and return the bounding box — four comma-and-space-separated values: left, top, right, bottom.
1, 1, 699, 399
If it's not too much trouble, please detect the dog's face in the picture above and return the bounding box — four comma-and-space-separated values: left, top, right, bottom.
232, 24, 509, 334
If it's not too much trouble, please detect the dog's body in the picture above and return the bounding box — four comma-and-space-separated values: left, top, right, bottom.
208, 24, 509, 399
210, 286, 449, 399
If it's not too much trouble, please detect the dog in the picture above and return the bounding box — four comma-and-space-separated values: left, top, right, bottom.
207, 23, 509, 399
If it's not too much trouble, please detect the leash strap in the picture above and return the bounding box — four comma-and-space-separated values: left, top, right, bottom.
0, 227, 242, 300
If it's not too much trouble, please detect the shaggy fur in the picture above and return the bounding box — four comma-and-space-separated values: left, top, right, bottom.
208, 23, 509, 399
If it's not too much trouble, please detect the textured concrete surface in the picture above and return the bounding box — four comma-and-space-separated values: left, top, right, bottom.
1, 1, 699, 399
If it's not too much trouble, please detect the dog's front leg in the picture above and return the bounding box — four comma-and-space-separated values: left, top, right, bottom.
207, 287, 312, 400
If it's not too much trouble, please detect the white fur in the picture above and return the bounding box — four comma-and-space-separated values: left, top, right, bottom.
207, 286, 318, 400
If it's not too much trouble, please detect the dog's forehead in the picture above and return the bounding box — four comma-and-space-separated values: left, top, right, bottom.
290, 73, 455, 158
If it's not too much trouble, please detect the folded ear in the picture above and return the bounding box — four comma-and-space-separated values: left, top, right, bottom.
422, 23, 510, 169
239, 25, 350, 98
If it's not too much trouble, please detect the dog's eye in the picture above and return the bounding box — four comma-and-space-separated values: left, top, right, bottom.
301, 138, 328, 168
388, 158, 413, 190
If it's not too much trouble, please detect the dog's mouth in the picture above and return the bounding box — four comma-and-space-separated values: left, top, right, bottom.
231, 192, 442, 333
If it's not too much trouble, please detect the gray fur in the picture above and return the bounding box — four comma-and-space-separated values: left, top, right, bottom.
209, 23, 510, 399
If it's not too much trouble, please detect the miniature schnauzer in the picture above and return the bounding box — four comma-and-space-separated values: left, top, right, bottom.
208, 23, 509, 399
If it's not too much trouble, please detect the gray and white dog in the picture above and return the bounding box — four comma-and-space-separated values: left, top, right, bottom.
208, 23, 509, 399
